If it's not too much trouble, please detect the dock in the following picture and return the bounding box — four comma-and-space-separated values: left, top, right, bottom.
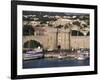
44, 50, 89, 60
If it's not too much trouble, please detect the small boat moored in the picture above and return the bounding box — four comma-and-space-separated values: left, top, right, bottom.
23, 47, 44, 60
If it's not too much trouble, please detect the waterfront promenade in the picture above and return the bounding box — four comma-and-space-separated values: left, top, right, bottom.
44, 50, 89, 59
23, 49, 89, 60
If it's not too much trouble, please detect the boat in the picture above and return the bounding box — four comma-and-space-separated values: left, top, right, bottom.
76, 50, 89, 60
58, 54, 65, 59
77, 56, 85, 60
76, 54, 85, 60
23, 48, 43, 60
58, 55, 63, 59
26, 48, 43, 54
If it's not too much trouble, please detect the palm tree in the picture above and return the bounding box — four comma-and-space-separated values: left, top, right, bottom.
23, 25, 34, 36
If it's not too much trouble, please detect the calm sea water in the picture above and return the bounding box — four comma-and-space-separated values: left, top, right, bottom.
23, 58, 89, 69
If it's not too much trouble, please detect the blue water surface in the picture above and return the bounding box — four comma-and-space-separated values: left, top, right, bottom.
23, 58, 89, 69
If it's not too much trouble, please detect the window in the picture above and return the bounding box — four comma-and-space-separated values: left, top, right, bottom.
71, 30, 84, 36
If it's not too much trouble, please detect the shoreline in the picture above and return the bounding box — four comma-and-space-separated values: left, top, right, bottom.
23, 50, 89, 61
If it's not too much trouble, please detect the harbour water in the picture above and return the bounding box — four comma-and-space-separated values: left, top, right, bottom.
23, 58, 89, 69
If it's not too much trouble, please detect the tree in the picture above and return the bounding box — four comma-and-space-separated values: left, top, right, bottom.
23, 25, 35, 36
24, 40, 43, 49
